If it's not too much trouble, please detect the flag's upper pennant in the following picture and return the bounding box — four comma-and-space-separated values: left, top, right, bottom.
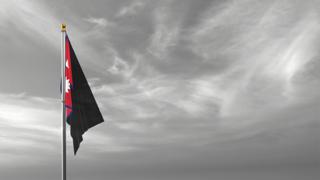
64, 35, 104, 154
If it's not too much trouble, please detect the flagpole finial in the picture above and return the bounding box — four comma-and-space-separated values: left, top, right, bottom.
61, 23, 66, 32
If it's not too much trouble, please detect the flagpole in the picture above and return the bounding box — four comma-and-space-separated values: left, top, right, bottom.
61, 23, 67, 180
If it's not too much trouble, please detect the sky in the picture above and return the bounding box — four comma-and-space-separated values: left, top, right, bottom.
0, 0, 319, 179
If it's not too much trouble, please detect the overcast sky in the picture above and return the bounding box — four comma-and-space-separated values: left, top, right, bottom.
0, 0, 319, 180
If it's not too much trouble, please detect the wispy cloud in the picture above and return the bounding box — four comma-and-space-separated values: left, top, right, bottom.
1, 0, 319, 178
147, 6, 180, 58
0, 0, 112, 73
0, 0, 60, 47
185, 0, 320, 116
0, 93, 60, 166
84, 17, 114, 28
116, 1, 145, 17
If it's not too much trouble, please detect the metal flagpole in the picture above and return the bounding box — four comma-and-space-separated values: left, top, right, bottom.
61, 23, 67, 180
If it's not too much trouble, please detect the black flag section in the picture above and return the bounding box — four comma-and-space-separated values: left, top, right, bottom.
65, 35, 104, 154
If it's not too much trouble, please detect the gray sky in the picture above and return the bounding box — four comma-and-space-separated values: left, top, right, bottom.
0, 0, 319, 179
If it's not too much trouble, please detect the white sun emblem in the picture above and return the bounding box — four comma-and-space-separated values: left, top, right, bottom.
66, 78, 71, 93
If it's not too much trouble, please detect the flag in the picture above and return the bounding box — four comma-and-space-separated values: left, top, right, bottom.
65, 35, 104, 154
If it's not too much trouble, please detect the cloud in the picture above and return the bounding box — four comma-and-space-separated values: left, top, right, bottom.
108, 55, 131, 75
0, 0, 113, 74
0, 93, 60, 166
0, 0, 60, 47
0, 92, 143, 167
116, 1, 145, 17
146, 4, 181, 59
1, 0, 320, 179
182, 0, 320, 116
84, 17, 114, 28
